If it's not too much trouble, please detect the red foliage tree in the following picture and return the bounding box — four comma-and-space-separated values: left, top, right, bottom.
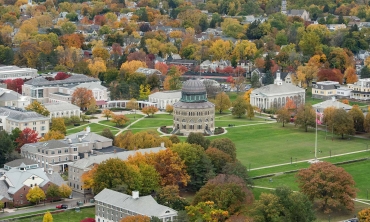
216, 67, 224, 73
317, 69, 343, 84
233, 67, 245, 76
94, 15, 106, 26
111, 43, 123, 56
54, 72, 71, 80
226, 76, 234, 83
223, 66, 234, 74
15, 128, 39, 152
176, 65, 188, 74
154, 62, 169, 75
4, 78, 24, 94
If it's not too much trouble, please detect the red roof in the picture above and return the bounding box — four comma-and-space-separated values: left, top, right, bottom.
96, 100, 107, 105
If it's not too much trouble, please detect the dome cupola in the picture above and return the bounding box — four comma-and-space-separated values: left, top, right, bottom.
180, 79, 207, 103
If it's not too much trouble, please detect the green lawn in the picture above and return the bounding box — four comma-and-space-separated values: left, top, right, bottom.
252, 160, 370, 200
129, 118, 173, 129
209, 123, 370, 169
67, 123, 119, 135
7, 207, 95, 222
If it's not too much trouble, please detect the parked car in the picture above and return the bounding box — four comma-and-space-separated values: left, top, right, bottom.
56, 204, 68, 209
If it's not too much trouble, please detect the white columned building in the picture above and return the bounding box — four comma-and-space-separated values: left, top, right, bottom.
250, 71, 306, 110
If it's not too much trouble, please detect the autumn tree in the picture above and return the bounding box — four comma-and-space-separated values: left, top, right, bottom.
51, 118, 67, 135
209, 138, 236, 161
344, 67, 358, 84
101, 128, 115, 141
295, 104, 316, 132
102, 109, 113, 120
297, 162, 356, 213
172, 142, 214, 190
205, 148, 232, 173
25, 101, 50, 116
40, 131, 65, 142
163, 66, 182, 90
26, 186, 46, 204
244, 88, 253, 104
88, 58, 107, 78
250, 193, 284, 222
54, 72, 71, 80
71, 88, 94, 110
323, 106, 336, 127
141, 105, 158, 117
333, 108, 355, 139
364, 112, 370, 133
165, 104, 173, 114
276, 107, 290, 127
43, 211, 53, 222
46, 184, 60, 202
120, 215, 150, 222
246, 103, 254, 120
193, 174, 254, 215
232, 96, 248, 118
81, 164, 98, 191
186, 201, 229, 222
317, 69, 343, 84
58, 184, 72, 198
156, 185, 189, 211
120, 60, 147, 76
114, 130, 172, 150
358, 208, 370, 222
4, 78, 23, 94
214, 92, 231, 114
222, 161, 252, 185
186, 132, 210, 150
15, 128, 38, 151
348, 105, 364, 132
126, 98, 139, 110
111, 114, 129, 127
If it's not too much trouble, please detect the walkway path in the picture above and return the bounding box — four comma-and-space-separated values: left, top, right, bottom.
250, 149, 370, 171
115, 116, 146, 136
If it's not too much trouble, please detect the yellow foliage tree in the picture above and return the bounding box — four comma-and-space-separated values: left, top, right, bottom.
126, 98, 139, 110
358, 208, 370, 222
26, 186, 46, 204
40, 130, 65, 141
102, 109, 113, 120
51, 118, 67, 135
210, 39, 233, 60
120, 215, 150, 222
43, 211, 53, 222
139, 84, 151, 100
58, 184, 72, 198
81, 164, 98, 189
120, 60, 147, 75
88, 58, 107, 78
243, 88, 253, 104
165, 104, 173, 114
92, 46, 110, 61
344, 67, 358, 84
232, 40, 257, 60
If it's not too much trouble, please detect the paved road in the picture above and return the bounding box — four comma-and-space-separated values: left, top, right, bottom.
0, 192, 94, 219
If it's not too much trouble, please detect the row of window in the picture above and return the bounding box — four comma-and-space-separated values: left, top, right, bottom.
174, 110, 213, 116
38, 147, 77, 154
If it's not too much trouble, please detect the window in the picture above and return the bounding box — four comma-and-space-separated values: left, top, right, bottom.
45, 151, 48, 154
51, 151, 55, 154
41, 121, 45, 124
73, 148, 77, 151
33, 127, 36, 131
65, 149, 69, 153
33, 122, 36, 125
41, 126, 45, 131
66, 157, 68, 161
74, 156, 77, 160
58, 150, 62, 154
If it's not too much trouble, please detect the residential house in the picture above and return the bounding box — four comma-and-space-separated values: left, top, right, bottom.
68, 146, 166, 194
95, 189, 177, 222
250, 71, 305, 109
357, 50, 370, 60
135, 68, 162, 76
0, 88, 30, 109
0, 107, 49, 136
336, 87, 352, 98
326, 24, 347, 31
148, 90, 181, 110
0, 66, 37, 80
313, 97, 352, 113
43, 102, 81, 119
286, 9, 310, 21
348, 78, 370, 100
312, 81, 341, 100
166, 56, 197, 70
0, 166, 64, 208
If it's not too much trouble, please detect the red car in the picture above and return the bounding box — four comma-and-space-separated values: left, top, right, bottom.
56, 204, 68, 209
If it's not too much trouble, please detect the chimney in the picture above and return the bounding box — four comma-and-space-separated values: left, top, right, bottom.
68, 138, 72, 144
132, 191, 139, 199
78, 138, 82, 142
86, 126, 91, 133
160, 142, 164, 148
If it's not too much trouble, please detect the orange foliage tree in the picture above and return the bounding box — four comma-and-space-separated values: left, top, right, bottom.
111, 114, 129, 127
297, 162, 356, 213
344, 67, 358, 84
71, 88, 94, 110
358, 208, 370, 222
141, 105, 158, 117
120, 215, 150, 222
81, 164, 98, 190
285, 98, 296, 110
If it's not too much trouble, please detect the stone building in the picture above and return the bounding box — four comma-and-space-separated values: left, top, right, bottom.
173, 79, 215, 135
148, 90, 181, 110
250, 71, 305, 109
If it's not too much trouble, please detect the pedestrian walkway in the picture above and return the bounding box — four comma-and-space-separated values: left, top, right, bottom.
115, 115, 146, 136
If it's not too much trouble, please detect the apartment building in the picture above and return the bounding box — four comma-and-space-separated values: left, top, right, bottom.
21, 140, 79, 173
0, 107, 49, 136
312, 81, 341, 100
348, 78, 370, 100
0, 66, 38, 80
95, 189, 177, 222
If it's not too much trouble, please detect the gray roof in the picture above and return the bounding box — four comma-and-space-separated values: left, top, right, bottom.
70, 147, 166, 170
22, 140, 70, 154
287, 9, 306, 16
70, 82, 107, 91
149, 91, 181, 100
0, 107, 49, 122
65, 131, 113, 144
4, 168, 51, 194
0, 89, 21, 101
173, 101, 215, 109
252, 82, 305, 96
313, 81, 340, 90
0, 180, 11, 201
4, 158, 37, 167
312, 99, 352, 110
44, 102, 80, 112
95, 189, 177, 218
182, 79, 206, 94
47, 171, 66, 186
24, 74, 98, 87
135, 68, 162, 76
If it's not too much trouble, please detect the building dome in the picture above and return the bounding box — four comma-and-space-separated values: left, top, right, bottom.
180, 79, 207, 103
181, 79, 206, 94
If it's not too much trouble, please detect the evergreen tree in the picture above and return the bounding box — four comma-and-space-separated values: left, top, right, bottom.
0, 131, 15, 166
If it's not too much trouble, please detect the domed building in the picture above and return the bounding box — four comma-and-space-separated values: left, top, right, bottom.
173, 79, 215, 136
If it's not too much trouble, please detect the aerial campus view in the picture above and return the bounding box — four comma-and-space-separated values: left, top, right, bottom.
2, 0, 370, 221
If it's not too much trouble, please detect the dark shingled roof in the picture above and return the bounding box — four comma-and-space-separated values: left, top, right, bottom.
4, 158, 36, 167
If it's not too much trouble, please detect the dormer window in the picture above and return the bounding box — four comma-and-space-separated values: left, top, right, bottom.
165, 210, 170, 213
32, 176, 35, 180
